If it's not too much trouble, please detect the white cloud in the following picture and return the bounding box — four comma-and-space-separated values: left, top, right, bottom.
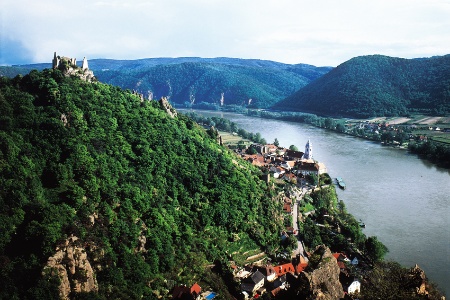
1, 0, 449, 66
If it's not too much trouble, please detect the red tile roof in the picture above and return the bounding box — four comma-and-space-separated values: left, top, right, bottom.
295, 262, 308, 274
337, 261, 347, 270
190, 283, 201, 295
274, 263, 295, 277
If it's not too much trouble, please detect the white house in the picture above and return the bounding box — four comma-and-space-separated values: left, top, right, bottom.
347, 280, 361, 294
241, 270, 265, 294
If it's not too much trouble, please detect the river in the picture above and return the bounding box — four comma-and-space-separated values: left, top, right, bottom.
182, 109, 450, 295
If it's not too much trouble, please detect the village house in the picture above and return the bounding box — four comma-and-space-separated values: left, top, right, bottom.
347, 280, 361, 295
296, 162, 319, 176
255, 265, 277, 283
284, 149, 304, 161
270, 166, 285, 178
273, 263, 295, 277
172, 282, 202, 300
241, 270, 265, 295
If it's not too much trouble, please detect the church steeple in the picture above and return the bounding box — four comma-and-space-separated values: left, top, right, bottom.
303, 139, 313, 160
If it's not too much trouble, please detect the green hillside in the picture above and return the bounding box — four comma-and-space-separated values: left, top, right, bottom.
0, 70, 283, 299
273, 55, 450, 118
1, 57, 331, 109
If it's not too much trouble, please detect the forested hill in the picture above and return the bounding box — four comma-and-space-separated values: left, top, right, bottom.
0, 69, 283, 299
0, 57, 332, 109
273, 54, 450, 118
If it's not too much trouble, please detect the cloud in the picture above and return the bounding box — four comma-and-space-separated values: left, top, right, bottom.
1, 0, 449, 66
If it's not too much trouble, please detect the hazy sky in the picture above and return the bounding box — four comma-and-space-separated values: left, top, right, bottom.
1, 0, 450, 66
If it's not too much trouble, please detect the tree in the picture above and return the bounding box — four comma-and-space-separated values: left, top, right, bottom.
365, 236, 389, 263
273, 138, 280, 147
306, 174, 318, 187
289, 145, 298, 151
247, 146, 258, 155
336, 122, 346, 133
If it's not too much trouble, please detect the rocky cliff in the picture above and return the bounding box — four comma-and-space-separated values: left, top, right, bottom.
159, 96, 178, 118
44, 236, 98, 299
408, 264, 446, 300
299, 245, 344, 300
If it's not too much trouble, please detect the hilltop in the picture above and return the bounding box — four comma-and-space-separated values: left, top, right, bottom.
0, 69, 285, 299
273, 54, 450, 118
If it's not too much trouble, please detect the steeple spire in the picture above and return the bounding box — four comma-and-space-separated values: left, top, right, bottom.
303, 139, 313, 160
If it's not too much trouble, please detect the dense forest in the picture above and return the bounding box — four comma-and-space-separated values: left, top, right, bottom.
0, 57, 331, 109
273, 54, 450, 118
0, 69, 286, 299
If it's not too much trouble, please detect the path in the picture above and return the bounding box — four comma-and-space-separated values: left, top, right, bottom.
291, 186, 308, 261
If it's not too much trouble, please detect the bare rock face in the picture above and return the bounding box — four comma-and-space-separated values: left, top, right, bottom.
159, 97, 177, 118
44, 236, 98, 299
300, 245, 344, 300
408, 264, 446, 300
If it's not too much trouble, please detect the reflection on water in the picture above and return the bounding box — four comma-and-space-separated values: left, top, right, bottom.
182, 109, 450, 295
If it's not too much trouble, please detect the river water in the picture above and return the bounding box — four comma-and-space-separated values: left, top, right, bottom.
183, 109, 450, 295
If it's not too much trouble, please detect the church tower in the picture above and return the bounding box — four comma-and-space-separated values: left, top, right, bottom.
303, 139, 313, 160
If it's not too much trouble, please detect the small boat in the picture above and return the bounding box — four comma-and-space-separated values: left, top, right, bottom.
336, 177, 346, 190
359, 219, 366, 228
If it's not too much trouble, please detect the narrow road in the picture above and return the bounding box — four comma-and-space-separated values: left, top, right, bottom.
291, 187, 308, 261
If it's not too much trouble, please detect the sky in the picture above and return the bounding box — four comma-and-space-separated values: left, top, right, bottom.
1, 0, 450, 66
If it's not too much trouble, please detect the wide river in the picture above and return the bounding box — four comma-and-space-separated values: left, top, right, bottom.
183, 109, 450, 295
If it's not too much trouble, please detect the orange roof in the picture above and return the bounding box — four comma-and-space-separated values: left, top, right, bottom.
191, 283, 201, 295
295, 262, 308, 274
274, 263, 295, 277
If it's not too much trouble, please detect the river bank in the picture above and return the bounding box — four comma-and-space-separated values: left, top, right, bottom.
179, 106, 450, 168
180, 109, 450, 296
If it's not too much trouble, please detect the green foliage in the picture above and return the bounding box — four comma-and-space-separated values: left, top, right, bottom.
288, 144, 298, 151
0, 70, 284, 299
299, 186, 373, 252
365, 236, 389, 263
409, 140, 450, 168
362, 261, 444, 299
275, 54, 450, 118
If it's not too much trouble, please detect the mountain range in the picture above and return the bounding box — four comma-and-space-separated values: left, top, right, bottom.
0, 57, 331, 109
1, 54, 449, 118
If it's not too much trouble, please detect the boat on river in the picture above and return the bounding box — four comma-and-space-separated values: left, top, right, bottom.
336, 177, 346, 190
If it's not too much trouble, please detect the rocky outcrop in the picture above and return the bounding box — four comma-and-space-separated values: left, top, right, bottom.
408, 264, 446, 300
299, 245, 344, 300
159, 97, 177, 118
44, 236, 98, 299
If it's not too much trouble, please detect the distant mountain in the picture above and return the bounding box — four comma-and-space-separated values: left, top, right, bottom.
273, 55, 450, 118
0, 57, 332, 108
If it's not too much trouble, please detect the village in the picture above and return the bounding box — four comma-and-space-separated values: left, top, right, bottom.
172, 139, 364, 300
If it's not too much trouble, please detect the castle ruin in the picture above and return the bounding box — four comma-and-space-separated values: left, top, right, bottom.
52, 52, 95, 82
